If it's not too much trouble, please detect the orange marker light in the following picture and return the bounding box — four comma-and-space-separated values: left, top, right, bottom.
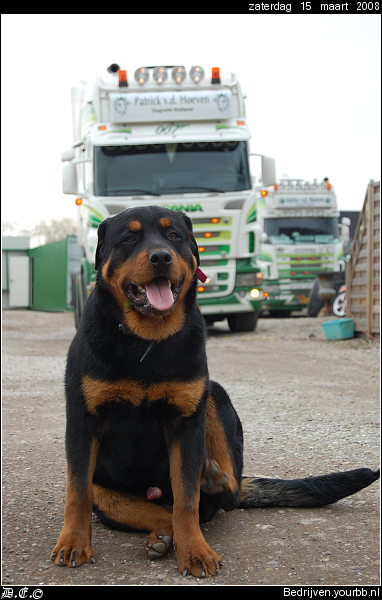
98, 125, 107, 131
118, 70, 128, 87
211, 218, 219, 224
75, 198, 82, 206
199, 247, 206, 252
261, 190, 268, 197
204, 232, 213, 238
211, 67, 220, 84
197, 286, 205, 292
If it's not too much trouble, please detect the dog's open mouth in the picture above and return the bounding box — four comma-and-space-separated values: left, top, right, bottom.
124, 276, 182, 313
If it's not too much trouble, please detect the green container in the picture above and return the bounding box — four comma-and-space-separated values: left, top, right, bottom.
322, 318, 354, 340
28, 236, 84, 312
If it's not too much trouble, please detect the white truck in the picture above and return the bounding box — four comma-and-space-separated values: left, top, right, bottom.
61, 63, 276, 331
254, 178, 350, 316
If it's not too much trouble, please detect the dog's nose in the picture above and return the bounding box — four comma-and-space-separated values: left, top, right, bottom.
149, 250, 172, 269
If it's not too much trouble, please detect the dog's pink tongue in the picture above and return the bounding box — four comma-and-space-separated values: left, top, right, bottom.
145, 277, 174, 311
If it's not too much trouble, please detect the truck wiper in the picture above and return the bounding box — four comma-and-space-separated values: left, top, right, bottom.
166, 185, 225, 193
112, 188, 161, 196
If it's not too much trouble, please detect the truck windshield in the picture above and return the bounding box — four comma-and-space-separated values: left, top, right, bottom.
264, 217, 339, 244
94, 141, 251, 196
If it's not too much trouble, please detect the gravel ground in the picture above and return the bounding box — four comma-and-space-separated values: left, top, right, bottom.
2, 309, 380, 587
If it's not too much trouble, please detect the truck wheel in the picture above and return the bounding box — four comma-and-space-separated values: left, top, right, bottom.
71, 273, 80, 330
307, 278, 324, 317
227, 312, 259, 333
333, 291, 346, 317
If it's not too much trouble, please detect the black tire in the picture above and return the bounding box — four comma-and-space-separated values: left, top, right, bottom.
227, 311, 259, 333
308, 272, 346, 317
307, 278, 324, 317
71, 273, 80, 330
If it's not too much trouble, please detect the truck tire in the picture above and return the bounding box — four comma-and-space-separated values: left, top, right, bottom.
308, 273, 346, 317
307, 278, 324, 317
71, 273, 81, 330
333, 291, 346, 317
227, 311, 259, 333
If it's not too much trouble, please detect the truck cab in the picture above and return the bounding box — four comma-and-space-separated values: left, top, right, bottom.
62, 64, 276, 331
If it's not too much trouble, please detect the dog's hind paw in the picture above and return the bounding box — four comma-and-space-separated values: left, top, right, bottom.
144, 526, 173, 559
200, 459, 229, 495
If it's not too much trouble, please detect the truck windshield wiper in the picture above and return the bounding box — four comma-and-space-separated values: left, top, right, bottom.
111, 188, 161, 196
166, 186, 225, 193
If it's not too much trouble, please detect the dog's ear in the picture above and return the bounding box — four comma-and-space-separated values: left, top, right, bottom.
95, 219, 108, 271
181, 212, 200, 267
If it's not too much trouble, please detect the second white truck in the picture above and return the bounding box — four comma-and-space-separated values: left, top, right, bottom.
254, 178, 350, 316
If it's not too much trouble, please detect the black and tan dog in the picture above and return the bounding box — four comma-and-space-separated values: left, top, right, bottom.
51, 205, 379, 577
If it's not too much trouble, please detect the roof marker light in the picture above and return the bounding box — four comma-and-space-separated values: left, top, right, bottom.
118, 70, 128, 87
211, 67, 220, 84
261, 190, 268, 197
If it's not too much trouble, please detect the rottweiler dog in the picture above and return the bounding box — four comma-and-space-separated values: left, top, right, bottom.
51, 205, 379, 577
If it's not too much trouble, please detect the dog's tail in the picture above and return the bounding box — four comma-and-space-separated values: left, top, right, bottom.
239, 468, 379, 508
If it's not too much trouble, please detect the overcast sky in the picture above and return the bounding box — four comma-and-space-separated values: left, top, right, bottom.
1, 14, 380, 234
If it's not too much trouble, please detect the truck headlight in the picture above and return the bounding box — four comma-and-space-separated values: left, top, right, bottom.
236, 273, 255, 287
236, 273, 261, 287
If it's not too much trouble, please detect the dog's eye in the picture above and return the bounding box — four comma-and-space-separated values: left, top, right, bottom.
125, 235, 135, 242
168, 232, 180, 240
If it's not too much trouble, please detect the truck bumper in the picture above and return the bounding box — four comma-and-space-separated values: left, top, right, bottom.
198, 289, 263, 315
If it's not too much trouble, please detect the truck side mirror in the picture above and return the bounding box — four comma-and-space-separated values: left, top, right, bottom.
62, 162, 78, 195
61, 148, 75, 162
339, 217, 351, 242
261, 156, 276, 187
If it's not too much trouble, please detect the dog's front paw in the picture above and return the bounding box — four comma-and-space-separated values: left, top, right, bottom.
175, 537, 222, 577
51, 532, 96, 567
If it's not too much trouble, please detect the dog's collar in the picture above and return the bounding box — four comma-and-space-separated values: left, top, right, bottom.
196, 267, 207, 283
118, 323, 155, 363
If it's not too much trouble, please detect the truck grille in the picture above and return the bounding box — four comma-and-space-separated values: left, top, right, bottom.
278, 253, 333, 278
